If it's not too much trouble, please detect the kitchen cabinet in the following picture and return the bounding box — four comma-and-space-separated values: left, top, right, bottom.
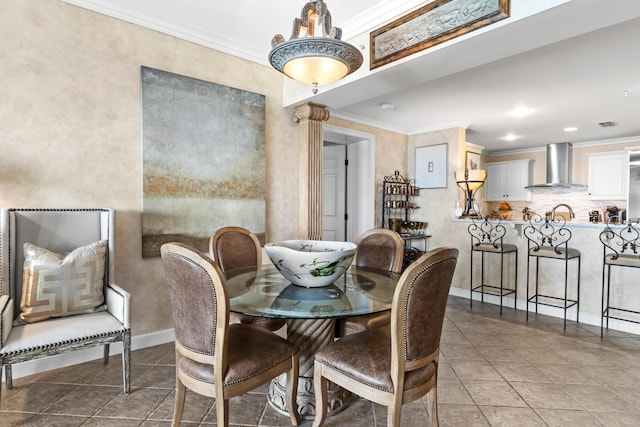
588, 151, 628, 200
485, 160, 533, 201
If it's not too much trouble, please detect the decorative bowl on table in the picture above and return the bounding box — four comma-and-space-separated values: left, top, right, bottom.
264, 240, 357, 288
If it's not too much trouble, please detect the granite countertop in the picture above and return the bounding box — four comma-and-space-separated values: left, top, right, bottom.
451, 217, 628, 229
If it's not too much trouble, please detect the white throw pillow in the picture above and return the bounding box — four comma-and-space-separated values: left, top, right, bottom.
18, 240, 107, 324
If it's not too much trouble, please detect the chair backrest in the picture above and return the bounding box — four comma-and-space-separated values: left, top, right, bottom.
0, 208, 114, 318
391, 247, 458, 372
523, 213, 573, 254
161, 242, 228, 364
209, 226, 261, 272
468, 216, 508, 249
600, 219, 640, 260
354, 228, 404, 273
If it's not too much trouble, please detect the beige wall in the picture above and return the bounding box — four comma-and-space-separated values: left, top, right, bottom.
1, 1, 409, 338
1, 1, 305, 335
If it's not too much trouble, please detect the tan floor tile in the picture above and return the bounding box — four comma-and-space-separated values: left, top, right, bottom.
43, 385, 121, 416
131, 365, 176, 389
461, 380, 527, 407
438, 403, 489, 426
609, 386, 640, 411
479, 406, 545, 426
440, 330, 472, 345
0, 382, 77, 413
520, 347, 570, 364
535, 408, 604, 427
448, 359, 502, 381
491, 361, 552, 383
83, 418, 144, 426
437, 378, 474, 405
441, 343, 485, 360
475, 345, 526, 362
554, 348, 616, 366
95, 388, 172, 419
532, 362, 601, 385
592, 410, 640, 426
510, 382, 581, 410
149, 389, 213, 423
16, 414, 89, 426
562, 384, 637, 412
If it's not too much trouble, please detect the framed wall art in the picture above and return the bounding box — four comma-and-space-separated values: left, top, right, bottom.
465, 150, 482, 170
141, 66, 266, 257
415, 144, 448, 189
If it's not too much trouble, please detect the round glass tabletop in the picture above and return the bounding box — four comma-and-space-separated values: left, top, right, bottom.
224, 264, 400, 319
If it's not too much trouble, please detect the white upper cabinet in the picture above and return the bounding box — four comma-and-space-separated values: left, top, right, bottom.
485, 160, 534, 201
588, 151, 628, 200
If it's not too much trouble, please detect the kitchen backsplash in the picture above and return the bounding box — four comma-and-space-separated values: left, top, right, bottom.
483, 187, 626, 222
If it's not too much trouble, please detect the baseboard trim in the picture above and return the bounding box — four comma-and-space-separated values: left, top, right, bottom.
449, 286, 640, 335
2, 328, 175, 382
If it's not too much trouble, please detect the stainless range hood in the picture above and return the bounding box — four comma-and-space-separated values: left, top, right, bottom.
527, 142, 586, 188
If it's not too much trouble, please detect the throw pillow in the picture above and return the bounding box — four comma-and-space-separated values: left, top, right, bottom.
19, 240, 108, 324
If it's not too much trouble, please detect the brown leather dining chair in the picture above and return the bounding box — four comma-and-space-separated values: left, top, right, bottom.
210, 226, 286, 331
161, 242, 301, 427
313, 247, 459, 427
335, 228, 404, 337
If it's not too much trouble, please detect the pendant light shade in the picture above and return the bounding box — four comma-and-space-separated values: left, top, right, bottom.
269, 1, 363, 94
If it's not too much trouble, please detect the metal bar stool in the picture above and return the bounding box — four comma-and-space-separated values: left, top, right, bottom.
524, 213, 581, 329
600, 217, 640, 336
468, 216, 518, 314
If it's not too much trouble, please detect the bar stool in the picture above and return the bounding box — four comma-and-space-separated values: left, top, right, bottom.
468, 216, 518, 314
599, 218, 640, 336
524, 213, 581, 329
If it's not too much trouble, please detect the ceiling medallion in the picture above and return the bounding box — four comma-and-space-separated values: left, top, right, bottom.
269, 0, 363, 94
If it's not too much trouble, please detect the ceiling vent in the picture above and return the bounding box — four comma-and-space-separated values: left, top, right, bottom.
598, 121, 618, 127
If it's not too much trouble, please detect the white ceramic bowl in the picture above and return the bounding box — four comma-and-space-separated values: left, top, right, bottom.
264, 240, 357, 288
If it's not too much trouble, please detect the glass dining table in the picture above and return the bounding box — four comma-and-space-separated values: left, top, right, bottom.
224, 263, 401, 419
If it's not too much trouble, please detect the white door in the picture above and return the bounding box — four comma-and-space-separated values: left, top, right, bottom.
322, 144, 346, 241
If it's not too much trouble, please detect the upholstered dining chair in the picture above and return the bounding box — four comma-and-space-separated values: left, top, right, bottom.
209, 226, 286, 331
161, 242, 301, 427
335, 228, 404, 337
0, 208, 131, 398
313, 247, 459, 427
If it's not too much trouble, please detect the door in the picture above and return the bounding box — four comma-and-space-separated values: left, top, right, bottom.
322, 144, 346, 241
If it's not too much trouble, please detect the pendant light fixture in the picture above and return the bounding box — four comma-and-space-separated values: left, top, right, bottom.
269, 0, 363, 94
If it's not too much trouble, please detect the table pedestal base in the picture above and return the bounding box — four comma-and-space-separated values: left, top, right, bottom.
267, 318, 352, 419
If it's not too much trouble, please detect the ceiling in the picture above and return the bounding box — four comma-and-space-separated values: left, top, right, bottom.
63, 0, 640, 153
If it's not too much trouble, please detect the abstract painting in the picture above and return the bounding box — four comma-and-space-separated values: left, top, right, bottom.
141, 67, 265, 257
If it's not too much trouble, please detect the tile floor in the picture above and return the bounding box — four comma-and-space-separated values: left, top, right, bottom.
2, 296, 640, 426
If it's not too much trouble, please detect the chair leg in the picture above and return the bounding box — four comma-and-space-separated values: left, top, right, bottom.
425, 385, 439, 427
103, 344, 110, 364
172, 379, 186, 427
312, 362, 328, 427
216, 396, 229, 427
387, 401, 402, 427
122, 330, 131, 394
287, 354, 301, 426
5, 365, 12, 390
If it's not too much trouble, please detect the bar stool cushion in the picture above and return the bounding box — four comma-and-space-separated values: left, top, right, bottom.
529, 246, 581, 259
473, 242, 518, 254
604, 253, 640, 267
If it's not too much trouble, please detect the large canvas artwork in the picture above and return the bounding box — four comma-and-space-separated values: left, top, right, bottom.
141, 66, 266, 257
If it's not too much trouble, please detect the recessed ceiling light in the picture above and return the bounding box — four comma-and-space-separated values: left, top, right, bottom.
507, 106, 534, 117
504, 134, 518, 141
563, 127, 578, 132
380, 103, 395, 110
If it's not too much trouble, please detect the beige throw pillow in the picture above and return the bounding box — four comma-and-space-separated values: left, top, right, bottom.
19, 240, 108, 324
